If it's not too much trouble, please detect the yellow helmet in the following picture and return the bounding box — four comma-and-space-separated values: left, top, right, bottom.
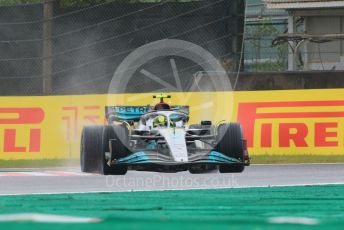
157, 115, 165, 123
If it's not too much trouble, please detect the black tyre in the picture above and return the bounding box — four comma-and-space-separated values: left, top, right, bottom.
216, 123, 245, 173
80, 126, 104, 173
101, 125, 129, 175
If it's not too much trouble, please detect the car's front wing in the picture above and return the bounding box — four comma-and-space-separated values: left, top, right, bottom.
114, 150, 242, 165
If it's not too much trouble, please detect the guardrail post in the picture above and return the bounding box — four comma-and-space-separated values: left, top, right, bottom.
42, 0, 53, 94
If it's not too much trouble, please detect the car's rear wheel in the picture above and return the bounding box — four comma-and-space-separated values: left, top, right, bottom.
216, 123, 245, 173
101, 125, 129, 175
80, 126, 103, 173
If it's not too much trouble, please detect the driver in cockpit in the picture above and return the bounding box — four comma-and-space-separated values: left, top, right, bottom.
153, 115, 168, 127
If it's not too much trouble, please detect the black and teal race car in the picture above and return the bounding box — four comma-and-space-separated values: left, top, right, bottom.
80, 95, 250, 175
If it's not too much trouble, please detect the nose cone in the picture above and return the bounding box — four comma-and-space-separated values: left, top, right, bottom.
159, 128, 188, 162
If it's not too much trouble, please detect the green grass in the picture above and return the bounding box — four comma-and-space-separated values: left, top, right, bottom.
0, 185, 344, 229
1, 155, 344, 168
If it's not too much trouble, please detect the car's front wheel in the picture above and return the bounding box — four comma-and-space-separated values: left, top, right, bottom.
80, 126, 104, 173
215, 123, 245, 173
101, 125, 130, 175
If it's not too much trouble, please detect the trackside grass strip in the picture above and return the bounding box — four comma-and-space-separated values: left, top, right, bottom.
0, 185, 344, 229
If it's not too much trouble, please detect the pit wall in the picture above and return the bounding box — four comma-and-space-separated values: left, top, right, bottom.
0, 89, 343, 160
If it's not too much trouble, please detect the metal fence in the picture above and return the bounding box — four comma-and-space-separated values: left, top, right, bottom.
0, 0, 245, 95
4, 1, 343, 96
244, 0, 288, 72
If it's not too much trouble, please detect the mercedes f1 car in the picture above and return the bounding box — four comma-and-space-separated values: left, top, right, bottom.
80, 94, 250, 175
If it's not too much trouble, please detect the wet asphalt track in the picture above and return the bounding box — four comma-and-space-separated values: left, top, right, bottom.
1, 164, 344, 195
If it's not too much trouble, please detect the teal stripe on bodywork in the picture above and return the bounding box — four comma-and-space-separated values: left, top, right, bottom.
117, 151, 240, 164
117, 152, 150, 164
208, 151, 241, 163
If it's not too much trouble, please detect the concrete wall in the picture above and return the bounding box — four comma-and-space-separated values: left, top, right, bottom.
307, 16, 344, 70
231, 71, 344, 90
292, 9, 344, 70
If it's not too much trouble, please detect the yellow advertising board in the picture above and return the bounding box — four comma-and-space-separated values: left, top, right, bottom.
0, 89, 343, 160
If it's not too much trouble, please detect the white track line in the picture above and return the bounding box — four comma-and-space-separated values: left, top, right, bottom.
0, 182, 343, 196
0, 171, 90, 177
268, 216, 320, 225
0, 213, 101, 223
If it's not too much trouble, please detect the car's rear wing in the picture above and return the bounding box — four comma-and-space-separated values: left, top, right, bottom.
105, 106, 189, 123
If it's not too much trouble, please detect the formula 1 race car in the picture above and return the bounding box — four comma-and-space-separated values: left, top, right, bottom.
80, 94, 250, 175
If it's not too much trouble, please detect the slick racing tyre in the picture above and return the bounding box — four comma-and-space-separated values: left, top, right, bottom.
80, 126, 104, 173
101, 125, 130, 175
216, 123, 245, 173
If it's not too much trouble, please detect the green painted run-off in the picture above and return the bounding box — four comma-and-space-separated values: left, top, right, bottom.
1, 185, 344, 229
